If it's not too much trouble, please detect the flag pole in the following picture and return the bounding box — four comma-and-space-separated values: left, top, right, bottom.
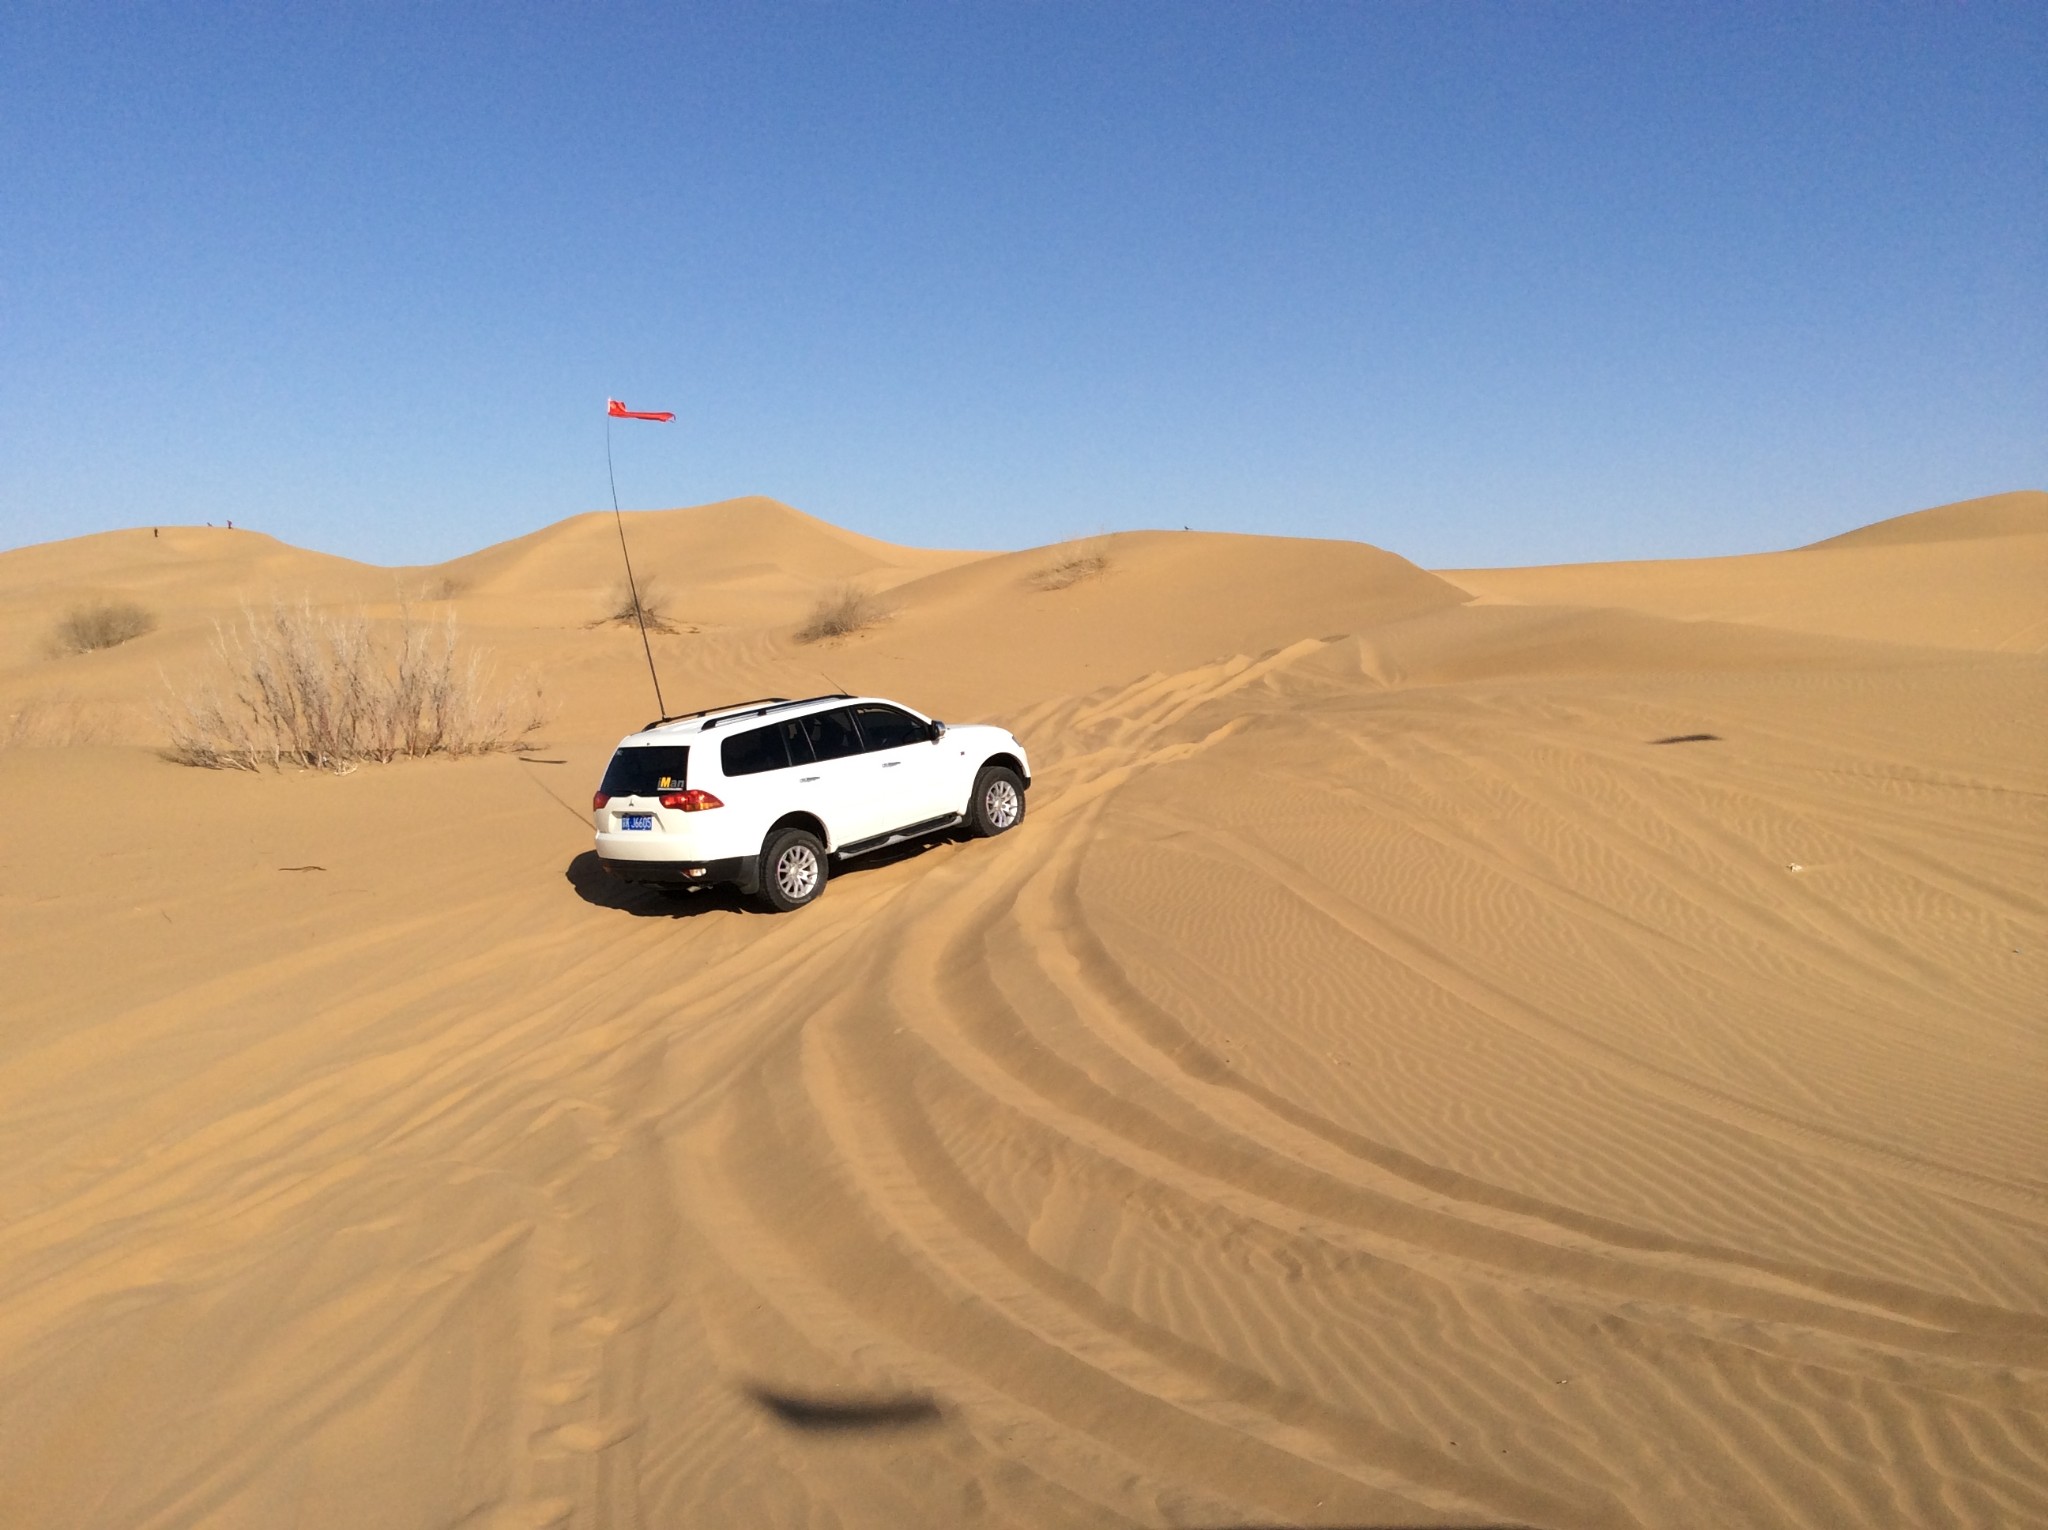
606, 408, 668, 719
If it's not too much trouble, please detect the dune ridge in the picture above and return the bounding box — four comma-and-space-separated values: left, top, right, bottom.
1443, 489, 2048, 656
1, 493, 2044, 1527
1800, 489, 2047, 548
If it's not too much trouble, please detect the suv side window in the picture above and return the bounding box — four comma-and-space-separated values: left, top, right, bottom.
852, 705, 926, 752
800, 707, 863, 762
720, 726, 789, 777
777, 718, 817, 765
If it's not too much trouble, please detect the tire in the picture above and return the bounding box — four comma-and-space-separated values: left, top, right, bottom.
758, 827, 828, 912
967, 765, 1026, 838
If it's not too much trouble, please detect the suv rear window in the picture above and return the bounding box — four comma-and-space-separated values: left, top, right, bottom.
599, 745, 689, 798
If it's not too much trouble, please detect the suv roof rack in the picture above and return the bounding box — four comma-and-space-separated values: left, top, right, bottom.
697, 693, 853, 732
640, 696, 791, 731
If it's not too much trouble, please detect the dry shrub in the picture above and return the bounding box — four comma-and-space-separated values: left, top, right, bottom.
163, 599, 545, 771
796, 584, 887, 643
2, 690, 103, 750
49, 600, 156, 655
597, 576, 680, 634
1030, 539, 1109, 591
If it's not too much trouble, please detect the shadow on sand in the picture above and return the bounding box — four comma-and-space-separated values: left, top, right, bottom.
565, 830, 968, 920
743, 1379, 1534, 1526
563, 850, 750, 919
745, 1384, 945, 1433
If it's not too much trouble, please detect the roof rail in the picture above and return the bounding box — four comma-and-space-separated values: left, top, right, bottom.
640, 696, 791, 731
697, 693, 853, 732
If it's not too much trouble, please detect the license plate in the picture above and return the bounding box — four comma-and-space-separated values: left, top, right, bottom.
620, 814, 655, 831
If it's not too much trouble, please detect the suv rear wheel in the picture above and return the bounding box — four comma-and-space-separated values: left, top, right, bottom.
968, 765, 1025, 838
759, 827, 828, 912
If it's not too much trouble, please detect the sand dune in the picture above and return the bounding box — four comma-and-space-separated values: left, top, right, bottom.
426, 496, 977, 629
1444, 489, 2048, 655
0, 527, 409, 748
1801, 489, 2048, 548
819, 529, 1469, 719
2, 493, 2044, 1527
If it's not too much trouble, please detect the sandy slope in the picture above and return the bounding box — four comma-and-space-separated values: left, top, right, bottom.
1801, 489, 2048, 548
0, 500, 977, 749
1443, 490, 2048, 655
1, 495, 2044, 1528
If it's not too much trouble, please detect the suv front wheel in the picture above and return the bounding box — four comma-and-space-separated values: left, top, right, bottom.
759, 827, 828, 912
968, 765, 1026, 838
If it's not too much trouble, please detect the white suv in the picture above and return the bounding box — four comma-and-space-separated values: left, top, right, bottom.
592, 694, 1031, 911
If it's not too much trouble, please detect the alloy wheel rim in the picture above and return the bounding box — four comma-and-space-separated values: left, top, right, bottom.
986, 780, 1020, 828
776, 845, 819, 898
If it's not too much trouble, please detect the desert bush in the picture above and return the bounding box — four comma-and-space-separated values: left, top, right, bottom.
1030, 540, 1109, 592
49, 600, 156, 655
795, 584, 887, 643
597, 576, 679, 634
2, 690, 103, 750
163, 599, 544, 771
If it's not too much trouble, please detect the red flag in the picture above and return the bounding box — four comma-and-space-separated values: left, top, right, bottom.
607, 398, 674, 422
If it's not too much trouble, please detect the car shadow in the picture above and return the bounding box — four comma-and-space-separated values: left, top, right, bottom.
565, 831, 970, 919
563, 850, 752, 919
835, 827, 970, 878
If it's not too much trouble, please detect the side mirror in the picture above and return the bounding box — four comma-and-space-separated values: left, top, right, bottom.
928, 720, 948, 742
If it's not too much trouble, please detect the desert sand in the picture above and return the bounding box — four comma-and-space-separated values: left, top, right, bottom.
1, 491, 2044, 1528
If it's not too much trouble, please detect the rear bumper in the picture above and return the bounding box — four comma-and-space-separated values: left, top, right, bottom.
599, 854, 759, 895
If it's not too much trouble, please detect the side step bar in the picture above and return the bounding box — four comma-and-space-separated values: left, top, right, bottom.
836, 814, 965, 860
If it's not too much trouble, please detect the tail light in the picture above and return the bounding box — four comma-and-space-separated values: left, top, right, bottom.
659, 789, 724, 812
592, 792, 610, 810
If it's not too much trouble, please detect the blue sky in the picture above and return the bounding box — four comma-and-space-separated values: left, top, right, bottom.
2, 3, 2041, 568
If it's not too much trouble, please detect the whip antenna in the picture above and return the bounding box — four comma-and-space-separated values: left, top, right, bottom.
603, 397, 678, 718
